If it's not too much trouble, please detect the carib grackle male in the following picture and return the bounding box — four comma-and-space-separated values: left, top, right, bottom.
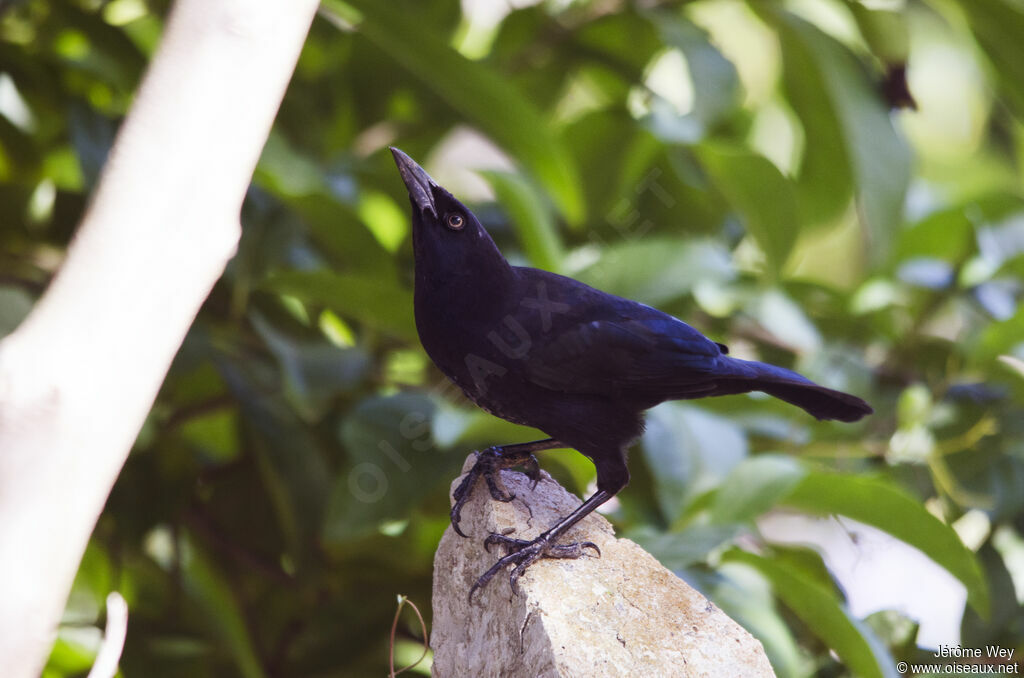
390, 148, 872, 599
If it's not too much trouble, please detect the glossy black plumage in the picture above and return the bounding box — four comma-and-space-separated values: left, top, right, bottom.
391, 148, 871, 597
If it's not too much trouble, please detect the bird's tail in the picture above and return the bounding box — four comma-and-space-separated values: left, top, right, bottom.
716, 357, 873, 423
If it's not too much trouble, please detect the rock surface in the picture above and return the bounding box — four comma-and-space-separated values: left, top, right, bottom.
431, 455, 776, 678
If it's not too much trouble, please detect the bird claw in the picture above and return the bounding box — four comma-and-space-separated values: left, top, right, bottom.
522, 453, 541, 490
483, 469, 516, 503
450, 447, 515, 537
468, 533, 602, 603
451, 446, 548, 537
449, 468, 478, 538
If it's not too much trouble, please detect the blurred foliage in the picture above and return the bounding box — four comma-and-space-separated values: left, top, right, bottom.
3, 0, 1024, 675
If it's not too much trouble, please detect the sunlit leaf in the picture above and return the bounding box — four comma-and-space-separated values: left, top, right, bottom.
710, 455, 806, 525
329, 0, 585, 224
44, 633, 99, 676
571, 8, 662, 78
178, 408, 239, 463
642, 402, 748, 521
762, 8, 910, 261
952, 0, 1024, 117
976, 305, 1024, 366
644, 10, 741, 127
846, 3, 910, 63
282, 193, 396, 277
357, 190, 408, 253
256, 130, 326, 197
696, 142, 801, 277
251, 312, 371, 420
50, 2, 146, 91
263, 270, 415, 341
480, 169, 564, 273
574, 237, 735, 305
746, 287, 822, 354
723, 549, 899, 678
710, 563, 810, 677
895, 194, 1023, 264
629, 524, 742, 569
563, 110, 655, 219
782, 472, 990, 617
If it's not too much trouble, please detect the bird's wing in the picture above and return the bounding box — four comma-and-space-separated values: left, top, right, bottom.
524, 311, 725, 397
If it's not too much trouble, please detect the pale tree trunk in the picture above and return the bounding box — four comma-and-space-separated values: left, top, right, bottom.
0, 1, 319, 675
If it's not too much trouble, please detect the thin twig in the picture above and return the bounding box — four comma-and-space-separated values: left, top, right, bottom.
86, 592, 128, 678
388, 594, 428, 677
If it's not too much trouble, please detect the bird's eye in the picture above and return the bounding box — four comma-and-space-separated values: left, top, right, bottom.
446, 214, 465, 230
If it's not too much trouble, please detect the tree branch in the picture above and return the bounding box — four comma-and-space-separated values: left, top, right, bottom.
0, 1, 318, 675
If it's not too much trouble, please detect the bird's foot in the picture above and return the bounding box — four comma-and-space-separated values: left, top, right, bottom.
450, 447, 540, 537
468, 532, 601, 602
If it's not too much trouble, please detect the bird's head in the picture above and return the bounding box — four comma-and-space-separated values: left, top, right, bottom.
390, 147, 508, 281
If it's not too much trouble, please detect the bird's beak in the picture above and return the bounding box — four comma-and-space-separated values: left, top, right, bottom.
390, 147, 437, 218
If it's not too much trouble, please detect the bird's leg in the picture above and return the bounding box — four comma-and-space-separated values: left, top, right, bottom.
468, 489, 613, 602
449, 438, 563, 537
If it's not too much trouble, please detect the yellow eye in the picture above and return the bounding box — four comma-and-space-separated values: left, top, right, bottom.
446, 214, 464, 230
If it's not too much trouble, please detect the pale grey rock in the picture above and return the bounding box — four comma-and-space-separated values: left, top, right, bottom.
431, 454, 776, 678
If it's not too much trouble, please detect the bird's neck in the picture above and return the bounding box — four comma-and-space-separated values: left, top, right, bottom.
412, 230, 518, 373
411, 227, 514, 299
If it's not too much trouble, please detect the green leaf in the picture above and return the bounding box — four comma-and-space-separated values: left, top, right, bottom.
952, 0, 1024, 118
629, 524, 743, 569
329, 0, 584, 224
644, 10, 741, 127
217, 358, 332, 565
770, 544, 844, 596
696, 142, 801, 277
642, 403, 748, 522
480, 170, 564, 273
251, 312, 371, 420
710, 563, 810, 677
63, 541, 113, 625
0, 285, 34, 339
763, 8, 910, 261
746, 287, 822, 353
895, 206, 975, 263
284, 193, 396, 277
357, 190, 408, 253
846, 3, 910, 63
180, 535, 267, 678
574, 237, 735, 306
710, 455, 806, 524
256, 130, 326, 197
563, 111, 653, 219
323, 393, 463, 543
571, 8, 662, 78
961, 542, 1024, 648
893, 194, 1023, 265
50, 2, 146, 91
976, 303, 1024, 368
723, 549, 899, 678
44, 633, 99, 676
178, 408, 240, 463
782, 472, 990, 617
263, 270, 415, 341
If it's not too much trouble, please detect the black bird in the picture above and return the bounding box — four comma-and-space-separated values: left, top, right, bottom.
390, 148, 872, 598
